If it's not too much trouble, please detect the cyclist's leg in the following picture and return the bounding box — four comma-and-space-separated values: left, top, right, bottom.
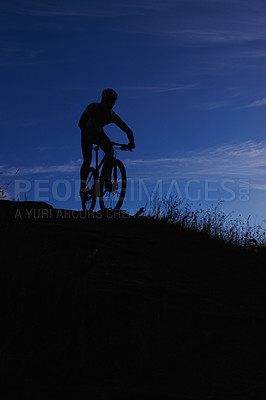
80, 131, 93, 194
97, 131, 113, 190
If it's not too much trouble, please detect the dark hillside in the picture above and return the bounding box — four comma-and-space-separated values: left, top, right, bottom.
1, 201, 266, 399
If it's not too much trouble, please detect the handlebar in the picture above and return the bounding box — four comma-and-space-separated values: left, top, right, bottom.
111, 142, 132, 152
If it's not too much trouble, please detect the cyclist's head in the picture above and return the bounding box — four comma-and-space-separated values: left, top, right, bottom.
101, 88, 118, 108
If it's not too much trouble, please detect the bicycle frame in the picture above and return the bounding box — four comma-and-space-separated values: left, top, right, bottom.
92, 145, 106, 179
92, 142, 127, 178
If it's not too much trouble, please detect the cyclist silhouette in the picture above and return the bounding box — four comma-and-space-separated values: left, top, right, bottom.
79, 89, 135, 199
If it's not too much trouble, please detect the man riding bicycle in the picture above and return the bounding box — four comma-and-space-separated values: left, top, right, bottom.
78, 88, 135, 200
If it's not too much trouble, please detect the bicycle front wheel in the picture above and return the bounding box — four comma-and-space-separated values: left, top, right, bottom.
99, 159, 127, 211
81, 167, 97, 212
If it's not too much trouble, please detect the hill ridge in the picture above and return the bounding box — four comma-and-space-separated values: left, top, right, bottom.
1, 200, 266, 398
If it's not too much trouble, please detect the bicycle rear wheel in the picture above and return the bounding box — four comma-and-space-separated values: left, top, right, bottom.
81, 167, 97, 211
99, 159, 126, 211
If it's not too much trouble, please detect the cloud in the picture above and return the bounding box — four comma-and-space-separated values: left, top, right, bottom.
245, 98, 266, 108
3, 0, 134, 18
124, 140, 266, 190
66, 83, 197, 96
21, 8, 123, 17
0, 39, 43, 66
124, 26, 266, 45
0, 160, 82, 177
115, 0, 266, 47
124, 0, 180, 10
37, 146, 50, 153
195, 100, 231, 110
120, 84, 197, 96
2, 141, 266, 193
170, 29, 266, 44
2, 0, 192, 17
235, 49, 266, 59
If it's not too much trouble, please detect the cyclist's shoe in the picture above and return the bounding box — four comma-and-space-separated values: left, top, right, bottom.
105, 182, 113, 192
79, 190, 88, 201
80, 187, 94, 200
105, 182, 119, 193
112, 181, 119, 192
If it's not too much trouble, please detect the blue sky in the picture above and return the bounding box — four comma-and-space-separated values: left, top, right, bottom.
1, 0, 266, 222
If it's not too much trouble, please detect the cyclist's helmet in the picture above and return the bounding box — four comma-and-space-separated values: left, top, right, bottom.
102, 88, 118, 100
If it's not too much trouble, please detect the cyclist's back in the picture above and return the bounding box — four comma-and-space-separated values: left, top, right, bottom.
79, 101, 128, 138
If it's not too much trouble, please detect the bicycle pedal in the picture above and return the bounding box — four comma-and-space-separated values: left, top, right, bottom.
105, 183, 113, 192
79, 190, 88, 198
111, 181, 119, 191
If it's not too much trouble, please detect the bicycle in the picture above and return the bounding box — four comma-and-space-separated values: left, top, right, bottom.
81, 142, 131, 212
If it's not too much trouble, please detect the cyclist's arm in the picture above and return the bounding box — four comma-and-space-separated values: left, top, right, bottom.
112, 113, 135, 147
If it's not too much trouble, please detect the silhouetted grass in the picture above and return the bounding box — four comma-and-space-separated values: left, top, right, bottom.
145, 197, 266, 248
0, 168, 19, 200
0, 173, 6, 199
0, 188, 6, 199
